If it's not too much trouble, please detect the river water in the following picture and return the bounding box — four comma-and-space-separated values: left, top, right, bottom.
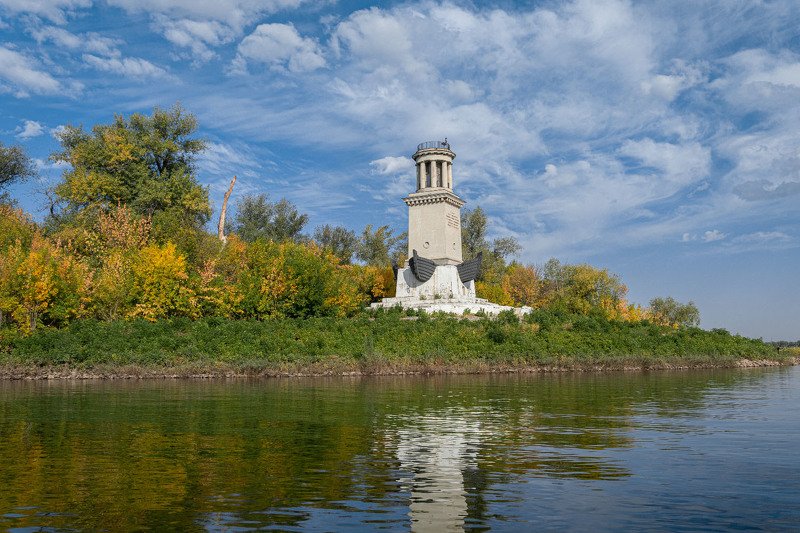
1, 367, 799, 532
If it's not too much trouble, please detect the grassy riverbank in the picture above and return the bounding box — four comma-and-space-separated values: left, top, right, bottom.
0, 309, 792, 378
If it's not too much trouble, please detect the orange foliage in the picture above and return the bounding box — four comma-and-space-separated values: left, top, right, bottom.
501, 263, 539, 307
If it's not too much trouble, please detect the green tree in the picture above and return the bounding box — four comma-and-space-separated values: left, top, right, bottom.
313, 224, 358, 264
462, 206, 489, 260
0, 142, 35, 201
0, 142, 36, 187
50, 103, 210, 227
232, 194, 308, 243
356, 224, 405, 267
649, 296, 700, 328
461, 206, 521, 282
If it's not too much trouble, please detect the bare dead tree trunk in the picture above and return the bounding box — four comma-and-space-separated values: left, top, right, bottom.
218, 175, 236, 244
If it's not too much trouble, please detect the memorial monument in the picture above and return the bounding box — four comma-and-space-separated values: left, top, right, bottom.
373, 140, 530, 315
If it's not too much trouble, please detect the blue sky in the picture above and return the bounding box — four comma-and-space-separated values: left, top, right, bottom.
1, 0, 798, 340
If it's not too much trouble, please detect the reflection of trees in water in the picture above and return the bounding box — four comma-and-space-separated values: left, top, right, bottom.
0, 368, 780, 531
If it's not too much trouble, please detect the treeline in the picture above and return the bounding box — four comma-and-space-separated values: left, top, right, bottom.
1, 104, 697, 338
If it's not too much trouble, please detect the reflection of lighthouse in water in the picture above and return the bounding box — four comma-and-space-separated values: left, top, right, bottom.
394, 412, 481, 532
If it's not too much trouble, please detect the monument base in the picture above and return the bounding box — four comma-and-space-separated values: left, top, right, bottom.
371, 265, 531, 317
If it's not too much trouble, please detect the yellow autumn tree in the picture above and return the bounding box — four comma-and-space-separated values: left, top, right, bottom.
350, 264, 396, 302
193, 258, 243, 318
90, 250, 132, 320
0, 203, 36, 253
539, 260, 628, 316
476, 281, 514, 306
237, 240, 368, 319
86, 203, 151, 256
79, 204, 152, 319
501, 263, 540, 307
128, 242, 196, 321
0, 234, 91, 333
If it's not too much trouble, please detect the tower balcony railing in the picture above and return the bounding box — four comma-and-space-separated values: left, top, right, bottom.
416, 140, 451, 151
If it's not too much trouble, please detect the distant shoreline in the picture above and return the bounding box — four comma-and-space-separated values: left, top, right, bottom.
1, 357, 796, 380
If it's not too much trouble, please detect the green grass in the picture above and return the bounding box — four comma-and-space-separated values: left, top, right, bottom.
0, 308, 788, 375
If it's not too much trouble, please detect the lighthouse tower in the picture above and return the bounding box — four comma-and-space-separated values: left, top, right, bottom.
405, 140, 464, 265
371, 139, 529, 316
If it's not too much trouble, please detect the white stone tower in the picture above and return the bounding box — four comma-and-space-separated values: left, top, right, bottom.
405, 140, 464, 265
371, 139, 529, 316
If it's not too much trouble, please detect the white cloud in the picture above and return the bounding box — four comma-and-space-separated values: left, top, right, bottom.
234, 23, 325, 73
153, 16, 236, 63
50, 125, 67, 139
331, 7, 415, 69
30, 26, 121, 57
716, 120, 800, 203
703, 229, 726, 242
82, 54, 170, 79
710, 230, 796, 253
33, 158, 70, 171
198, 141, 261, 178
105, 0, 311, 64
26, 25, 169, 80
733, 231, 791, 244
619, 139, 711, 186
15, 119, 45, 139
641, 60, 706, 101
0, 0, 91, 24
0, 45, 61, 97
370, 156, 413, 175
105, 0, 306, 28
727, 48, 800, 89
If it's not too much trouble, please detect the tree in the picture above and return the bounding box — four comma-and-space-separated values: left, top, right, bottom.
50, 103, 210, 226
502, 263, 540, 307
462, 206, 489, 260
0, 203, 36, 253
538, 258, 628, 316
461, 206, 520, 282
128, 242, 196, 321
649, 297, 700, 328
313, 224, 358, 264
0, 234, 90, 332
236, 240, 366, 319
217, 175, 236, 243
356, 224, 405, 267
231, 194, 308, 243
0, 142, 36, 192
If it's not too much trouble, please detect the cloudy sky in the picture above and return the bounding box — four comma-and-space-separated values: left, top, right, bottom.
1, 0, 798, 339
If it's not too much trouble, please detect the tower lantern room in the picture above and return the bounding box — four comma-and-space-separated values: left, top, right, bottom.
413, 140, 455, 190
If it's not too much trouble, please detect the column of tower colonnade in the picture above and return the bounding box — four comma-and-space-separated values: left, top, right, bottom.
416, 160, 454, 190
